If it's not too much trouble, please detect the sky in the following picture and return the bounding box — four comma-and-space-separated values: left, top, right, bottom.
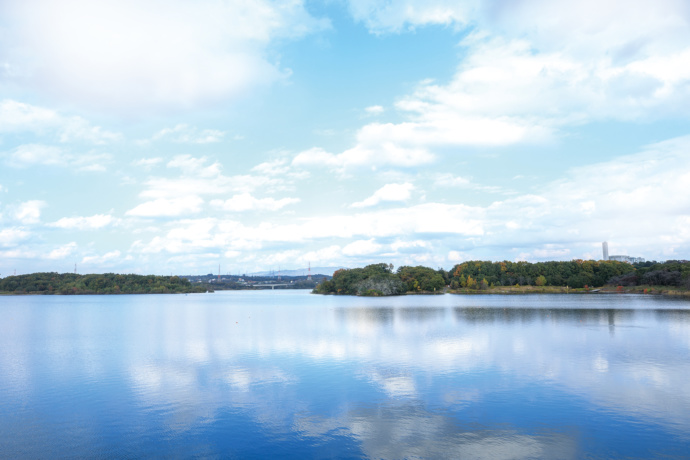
1, 0, 689, 276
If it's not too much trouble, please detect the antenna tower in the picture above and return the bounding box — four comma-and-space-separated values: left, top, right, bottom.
218, 264, 221, 282
307, 262, 312, 281
74, 263, 77, 274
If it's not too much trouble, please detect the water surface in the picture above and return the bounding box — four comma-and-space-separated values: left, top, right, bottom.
1, 291, 689, 458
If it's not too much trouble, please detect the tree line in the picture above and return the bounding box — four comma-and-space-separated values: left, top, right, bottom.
609, 260, 690, 288
0, 272, 208, 295
449, 259, 636, 289
314, 260, 690, 295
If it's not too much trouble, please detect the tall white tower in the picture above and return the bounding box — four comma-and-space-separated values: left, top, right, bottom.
602, 242, 609, 261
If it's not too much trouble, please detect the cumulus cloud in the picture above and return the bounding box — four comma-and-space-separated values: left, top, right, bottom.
81, 250, 122, 265
132, 156, 296, 211
46, 242, 78, 260
477, 135, 690, 259
251, 159, 308, 180
342, 239, 382, 256
434, 173, 471, 188
292, 144, 434, 172
364, 105, 385, 115
0, 0, 329, 113
0, 100, 121, 143
12, 200, 45, 224
338, 0, 690, 151
126, 196, 204, 218
0, 227, 31, 247
211, 193, 299, 212
5, 144, 112, 171
392, 34, 690, 134
6, 144, 64, 167
129, 134, 690, 265
132, 157, 164, 169
151, 124, 225, 144
49, 214, 116, 230
351, 183, 415, 208
130, 202, 485, 259
347, 0, 473, 33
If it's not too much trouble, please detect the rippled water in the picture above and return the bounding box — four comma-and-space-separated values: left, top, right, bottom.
1, 291, 690, 458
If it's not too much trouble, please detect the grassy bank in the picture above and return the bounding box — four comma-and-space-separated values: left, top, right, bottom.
448, 285, 690, 297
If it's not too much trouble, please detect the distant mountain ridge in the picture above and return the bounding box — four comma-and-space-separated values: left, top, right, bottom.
249, 267, 346, 277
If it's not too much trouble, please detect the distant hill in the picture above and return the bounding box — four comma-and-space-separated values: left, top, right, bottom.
249, 266, 346, 277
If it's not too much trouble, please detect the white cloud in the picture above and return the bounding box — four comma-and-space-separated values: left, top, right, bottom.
81, 250, 121, 265
13, 200, 45, 224
408, 33, 690, 125
292, 144, 434, 172
300, 245, 343, 265
134, 155, 293, 207
0, 227, 30, 247
434, 173, 471, 187
58, 116, 122, 144
477, 135, 690, 259
151, 124, 225, 144
132, 157, 164, 169
0, 248, 37, 259
0, 0, 329, 113
338, 0, 690, 152
0, 100, 121, 143
70, 152, 112, 172
391, 239, 432, 253
352, 183, 415, 208
347, 0, 473, 33
486, 0, 690, 59
364, 105, 384, 115
252, 159, 293, 177
167, 155, 223, 178
127, 134, 690, 265
46, 242, 77, 260
126, 196, 204, 218
49, 214, 116, 230
210, 193, 299, 212
447, 250, 469, 262
359, 113, 552, 147
5, 144, 112, 171
6, 144, 64, 167
342, 239, 382, 256
130, 202, 485, 259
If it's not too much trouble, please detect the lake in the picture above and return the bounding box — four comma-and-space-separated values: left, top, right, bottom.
1, 290, 689, 458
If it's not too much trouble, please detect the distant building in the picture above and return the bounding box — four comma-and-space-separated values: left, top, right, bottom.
609, 255, 645, 264
603, 241, 644, 264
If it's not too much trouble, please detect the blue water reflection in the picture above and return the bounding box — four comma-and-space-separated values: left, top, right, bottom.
1, 291, 689, 458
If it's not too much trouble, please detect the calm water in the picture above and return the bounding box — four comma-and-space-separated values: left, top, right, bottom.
1, 291, 690, 459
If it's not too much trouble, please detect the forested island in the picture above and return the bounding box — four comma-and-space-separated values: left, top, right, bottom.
0, 273, 208, 295
313, 260, 690, 296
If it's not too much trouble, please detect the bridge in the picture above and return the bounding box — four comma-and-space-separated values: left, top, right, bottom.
254, 283, 291, 290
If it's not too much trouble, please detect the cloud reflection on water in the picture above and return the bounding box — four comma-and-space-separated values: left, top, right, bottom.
1, 292, 690, 457
294, 402, 579, 460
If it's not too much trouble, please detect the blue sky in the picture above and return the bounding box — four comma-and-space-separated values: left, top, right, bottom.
1, 0, 690, 276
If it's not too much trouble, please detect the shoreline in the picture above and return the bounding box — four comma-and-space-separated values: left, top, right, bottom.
314, 285, 690, 298
4, 286, 689, 298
